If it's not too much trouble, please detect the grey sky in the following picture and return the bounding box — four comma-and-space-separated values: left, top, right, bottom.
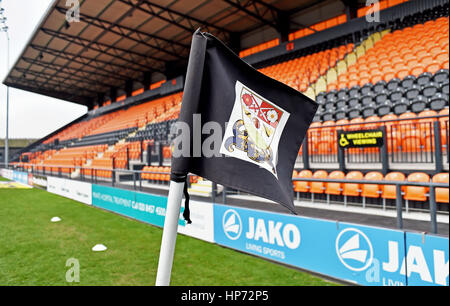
0, 0, 87, 139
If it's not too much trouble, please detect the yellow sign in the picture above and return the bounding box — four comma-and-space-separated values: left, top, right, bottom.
338, 129, 384, 149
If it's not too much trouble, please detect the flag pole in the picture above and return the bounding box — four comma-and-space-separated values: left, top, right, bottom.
155, 175, 186, 286
155, 30, 206, 286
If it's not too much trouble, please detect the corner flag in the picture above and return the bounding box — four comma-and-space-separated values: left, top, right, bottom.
156, 30, 317, 286
172, 30, 318, 214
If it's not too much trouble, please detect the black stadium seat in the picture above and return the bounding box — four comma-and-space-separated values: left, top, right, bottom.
433, 69, 449, 84
406, 85, 421, 101
324, 100, 335, 110
417, 72, 433, 86
375, 90, 389, 104
336, 99, 347, 109
390, 88, 405, 102
393, 98, 410, 115
335, 107, 347, 120
361, 93, 374, 106
373, 80, 387, 93
401, 75, 416, 89
326, 90, 338, 102
422, 82, 439, 98
376, 100, 393, 116
321, 110, 335, 122
348, 86, 360, 98
348, 97, 360, 108
410, 95, 427, 113
441, 82, 449, 95
347, 105, 362, 119
387, 78, 401, 91
362, 104, 377, 118
316, 92, 327, 104
429, 93, 449, 111
360, 83, 373, 95
336, 88, 348, 100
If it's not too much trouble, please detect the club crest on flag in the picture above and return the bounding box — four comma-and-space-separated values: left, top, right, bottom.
220, 81, 290, 178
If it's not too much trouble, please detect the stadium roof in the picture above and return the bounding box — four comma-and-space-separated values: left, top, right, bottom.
3, 0, 341, 107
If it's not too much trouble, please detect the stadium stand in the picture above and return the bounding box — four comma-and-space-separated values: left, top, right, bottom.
8, 0, 449, 214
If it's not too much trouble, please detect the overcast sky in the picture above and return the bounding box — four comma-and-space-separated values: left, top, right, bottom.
0, 0, 87, 139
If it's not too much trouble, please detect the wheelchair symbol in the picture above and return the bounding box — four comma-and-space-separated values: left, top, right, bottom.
339, 134, 350, 148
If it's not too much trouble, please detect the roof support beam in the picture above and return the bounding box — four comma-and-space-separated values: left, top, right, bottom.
341, 0, 359, 20
223, 0, 277, 29
30, 44, 143, 79
223, 0, 317, 41
55, 6, 189, 60
40, 28, 163, 72
5, 76, 94, 103
119, 0, 231, 38
110, 87, 118, 103
21, 57, 116, 89
125, 79, 134, 98
143, 71, 152, 90
5, 79, 91, 105
13, 68, 100, 95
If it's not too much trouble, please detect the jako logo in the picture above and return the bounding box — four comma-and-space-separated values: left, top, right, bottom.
336, 228, 374, 271
223, 209, 242, 240
246, 217, 301, 249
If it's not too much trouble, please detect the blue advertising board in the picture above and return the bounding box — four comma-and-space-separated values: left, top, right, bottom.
12, 170, 29, 186
404, 232, 449, 286
213, 204, 449, 286
92, 184, 184, 228
80, 183, 450, 286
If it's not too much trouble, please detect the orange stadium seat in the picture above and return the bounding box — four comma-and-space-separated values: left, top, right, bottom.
398, 112, 421, 152
294, 170, 313, 193
404, 172, 430, 202
343, 171, 364, 197
310, 170, 328, 194
382, 172, 406, 200
333, 16, 449, 94
417, 110, 438, 152
325, 171, 345, 195
432, 173, 449, 204
382, 114, 402, 152
362, 172, 384, 198
439, 109, 449, 152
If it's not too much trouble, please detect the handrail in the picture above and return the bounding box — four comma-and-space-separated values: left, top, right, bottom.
1, 162, 447, 234
3, 163, 170, 176
292, 176, 448, 234
308, 114, 450, 129
292, 177, 449, 188
4, 163, 449, 188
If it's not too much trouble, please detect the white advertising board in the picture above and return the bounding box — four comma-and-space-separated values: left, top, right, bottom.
47, 177, 92, 205
178, 200, 215, 243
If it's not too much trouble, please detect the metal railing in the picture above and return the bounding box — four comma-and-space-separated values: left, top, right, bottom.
292, 177, 448, 234
302, 114, 449, 172
2, 162, 448, 234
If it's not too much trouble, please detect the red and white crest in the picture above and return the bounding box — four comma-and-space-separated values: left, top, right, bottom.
221, 81, 290, 178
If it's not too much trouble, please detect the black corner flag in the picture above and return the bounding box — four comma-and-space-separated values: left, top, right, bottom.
172, 30, 318, 215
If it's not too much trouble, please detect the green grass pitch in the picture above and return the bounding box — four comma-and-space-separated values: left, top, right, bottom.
0, 178, 337, 286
